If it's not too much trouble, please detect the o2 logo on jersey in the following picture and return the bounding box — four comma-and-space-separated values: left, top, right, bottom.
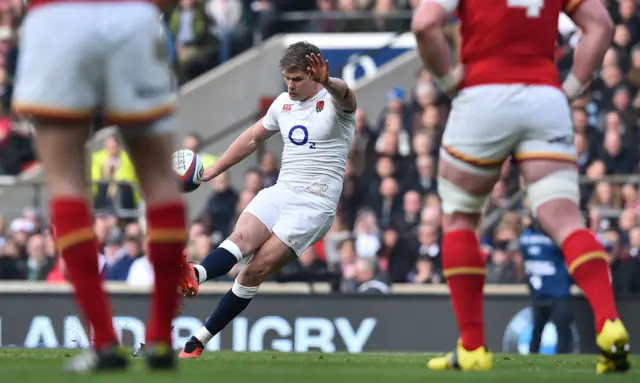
288, 125, 316, 149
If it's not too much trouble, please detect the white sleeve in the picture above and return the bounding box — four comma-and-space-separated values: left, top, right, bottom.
262, 99, 281, 131
422, 0, 459, 13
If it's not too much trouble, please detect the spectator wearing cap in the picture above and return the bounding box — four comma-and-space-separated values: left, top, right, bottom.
376, 87, 412, 134
105, 230, 142, 281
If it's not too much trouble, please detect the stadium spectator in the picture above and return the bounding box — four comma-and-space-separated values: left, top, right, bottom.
258, 151, 279, 188
167, 0, 220, 82
91, 134, 140, 215
201, 172, 238, 239
307, 0, 341, 33
205, 0, 245, 63
126, 241, 153, 287
342, 256, 390, 294
276, 246, 332, 283
183, 132, 217, 169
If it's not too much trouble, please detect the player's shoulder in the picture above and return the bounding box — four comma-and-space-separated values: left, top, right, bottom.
320, 89, 357, 118
266, 92, 293, 116
274, 92, 292, 105
268, 92, 291, 109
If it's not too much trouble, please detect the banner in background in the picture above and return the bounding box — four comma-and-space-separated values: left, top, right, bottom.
282, 33, 415, 86
0, 294, 638, 354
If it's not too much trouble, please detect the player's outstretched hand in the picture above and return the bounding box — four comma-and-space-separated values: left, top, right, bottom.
306, 53, 329, 85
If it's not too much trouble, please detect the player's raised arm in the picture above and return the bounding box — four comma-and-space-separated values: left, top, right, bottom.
202, 118, 278, 182
563, 0, 614, 99
306, 53, 357, 113
411, 0, 461, 97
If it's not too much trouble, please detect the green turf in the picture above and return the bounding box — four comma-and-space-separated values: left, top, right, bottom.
0, 349, 638, 383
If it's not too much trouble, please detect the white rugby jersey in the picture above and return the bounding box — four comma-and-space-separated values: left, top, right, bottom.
262, 89, 356, 204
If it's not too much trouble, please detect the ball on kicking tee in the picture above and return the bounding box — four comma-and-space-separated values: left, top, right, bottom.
172, 149, 204, 193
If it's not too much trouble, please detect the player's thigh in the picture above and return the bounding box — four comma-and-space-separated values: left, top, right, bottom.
438, 86, 523, 216
12, 5, 100, 121
33, 125, 91, 197
119, 132, 180, 204
271, 191, 335, 257
515, 86, 576, 177
515, 87, 580, 223
440, 85, 524, 182
103, 3, 175, 126
237, 234, 297, 286
233, 186, 283, 255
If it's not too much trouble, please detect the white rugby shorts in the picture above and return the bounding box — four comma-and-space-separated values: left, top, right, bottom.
13, 2, 175, 124
440, 84, 576, 175
243, 183, 336, 256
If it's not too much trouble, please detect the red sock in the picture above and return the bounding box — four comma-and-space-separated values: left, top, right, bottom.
51, 198, 117, 349
145, 200, 187, 345
561, 229, 617, 332
442, 230, 486, 351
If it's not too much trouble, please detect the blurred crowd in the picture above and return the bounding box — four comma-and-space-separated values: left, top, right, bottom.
1, 1, 640, 295
163, 0, 422, 82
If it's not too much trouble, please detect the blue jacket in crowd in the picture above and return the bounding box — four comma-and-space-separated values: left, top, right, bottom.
519, 228, 572, 298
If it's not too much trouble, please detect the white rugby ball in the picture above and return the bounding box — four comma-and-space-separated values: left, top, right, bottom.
172, 149, 204, 193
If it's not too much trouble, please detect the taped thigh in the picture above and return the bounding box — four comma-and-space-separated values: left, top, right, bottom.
438, 177, 489, 214
527, 170, 579, 216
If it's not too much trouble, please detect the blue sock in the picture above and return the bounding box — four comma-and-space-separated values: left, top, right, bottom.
196, 240, 241, 282
204, 288, 254, 336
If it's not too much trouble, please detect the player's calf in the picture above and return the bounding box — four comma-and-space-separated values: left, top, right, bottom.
524, 165, 619, 333
438, 175, 492, 352
193, 238, 244, 284
185, 281, 260, 351
120, 125, 187, 352
32, 125, 119, 352
520, 161, 629, 373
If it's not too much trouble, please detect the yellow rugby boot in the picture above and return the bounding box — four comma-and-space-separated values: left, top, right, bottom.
596, 319, 630, 374
427, 340, 493, 372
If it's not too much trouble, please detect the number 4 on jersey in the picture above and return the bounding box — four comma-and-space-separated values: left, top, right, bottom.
507, 0, 544, 18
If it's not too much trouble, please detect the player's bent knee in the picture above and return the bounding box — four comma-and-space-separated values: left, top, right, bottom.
232, 280, 260, 298
527, 170, 579, 217
227, 232, 256, 257
438, 177, 488, 214
219, 239, 244, 262
238, 262, 272, 285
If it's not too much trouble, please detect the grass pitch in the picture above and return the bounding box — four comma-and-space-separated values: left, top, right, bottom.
0, 349, 638, 383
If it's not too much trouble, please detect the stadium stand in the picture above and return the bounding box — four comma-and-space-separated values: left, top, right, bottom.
0, 0, 639, 296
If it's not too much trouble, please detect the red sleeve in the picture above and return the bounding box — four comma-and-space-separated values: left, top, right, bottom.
563, 0, 584, 15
